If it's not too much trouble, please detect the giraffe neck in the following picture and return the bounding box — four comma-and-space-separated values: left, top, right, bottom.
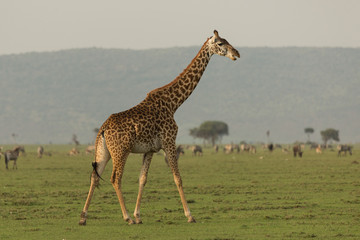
146, 39, 212, 113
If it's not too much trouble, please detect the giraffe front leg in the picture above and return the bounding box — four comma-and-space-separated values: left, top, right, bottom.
173, 169, 196, 223
133, 152, 153, 224
165, 145, 196, 223
112, 178, 135, 224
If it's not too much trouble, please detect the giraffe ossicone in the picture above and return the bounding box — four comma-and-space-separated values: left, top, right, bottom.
79, 30, 239, 225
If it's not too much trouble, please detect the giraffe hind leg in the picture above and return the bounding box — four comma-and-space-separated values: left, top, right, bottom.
110, 150, 136, 225
79, 133, 111, 225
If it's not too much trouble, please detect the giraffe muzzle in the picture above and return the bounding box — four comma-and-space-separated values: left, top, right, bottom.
227, 48, 240, 61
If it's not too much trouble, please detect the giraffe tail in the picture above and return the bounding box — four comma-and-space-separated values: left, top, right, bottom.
90, 129, 110, 185
92, 161, 103, 180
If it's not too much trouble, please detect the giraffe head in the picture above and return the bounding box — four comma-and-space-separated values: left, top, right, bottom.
208, 30, 240, 61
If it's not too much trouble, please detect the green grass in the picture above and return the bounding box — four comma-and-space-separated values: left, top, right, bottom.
1, 144, 359, 239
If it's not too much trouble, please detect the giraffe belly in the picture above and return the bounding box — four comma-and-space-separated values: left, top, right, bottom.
131, 139, 162, 153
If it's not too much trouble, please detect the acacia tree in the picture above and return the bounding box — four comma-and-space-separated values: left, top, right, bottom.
320, 128, 339, 147
189, 121, 228, 146
72, 134, 80, 146
304, 127, 314, 142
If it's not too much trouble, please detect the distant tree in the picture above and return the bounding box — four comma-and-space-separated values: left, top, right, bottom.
72, 134, 80, 146
11, 133, 18, 144
304, 127, 314, 142
266, 130, 270, 142
189, 121, 228, 146
320, 128, 339, 146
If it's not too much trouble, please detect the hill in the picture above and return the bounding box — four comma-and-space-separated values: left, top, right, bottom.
0, 47, 359, 144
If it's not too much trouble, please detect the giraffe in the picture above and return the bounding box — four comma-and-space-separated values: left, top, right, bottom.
79, 30, 240, 225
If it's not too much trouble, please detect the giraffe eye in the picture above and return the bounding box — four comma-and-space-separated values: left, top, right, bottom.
217, 42, 224, 46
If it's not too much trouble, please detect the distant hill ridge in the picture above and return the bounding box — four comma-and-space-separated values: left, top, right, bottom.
0, 47, 359, 144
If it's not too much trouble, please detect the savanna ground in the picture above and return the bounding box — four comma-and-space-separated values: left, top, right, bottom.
0, 144, 359, 240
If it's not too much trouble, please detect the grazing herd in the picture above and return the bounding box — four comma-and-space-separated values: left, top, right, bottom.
0, 143, 355, 170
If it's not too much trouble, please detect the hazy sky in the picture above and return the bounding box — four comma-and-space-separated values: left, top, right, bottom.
1, 0, 360, 55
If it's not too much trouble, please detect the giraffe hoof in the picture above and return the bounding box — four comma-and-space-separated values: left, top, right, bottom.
126, 218, 136, 225
79, 219, 87, 225
135, 218, 143, 224
187, 216, 196, 223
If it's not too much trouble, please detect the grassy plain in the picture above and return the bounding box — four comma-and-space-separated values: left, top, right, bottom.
0, 144, 359, 240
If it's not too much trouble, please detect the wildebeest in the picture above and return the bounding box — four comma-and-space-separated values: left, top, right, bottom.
337, 144, 352, 157
4, 146, 25, 169
165, 145, 184, 166
191, 145, 203, 156
268, 143, 274, 152
293, 145, 303, 157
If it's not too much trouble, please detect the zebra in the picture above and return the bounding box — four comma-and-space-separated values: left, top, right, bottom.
337, 145, 352, 157
191, 145, 203, 156
4, 146, 25, 169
